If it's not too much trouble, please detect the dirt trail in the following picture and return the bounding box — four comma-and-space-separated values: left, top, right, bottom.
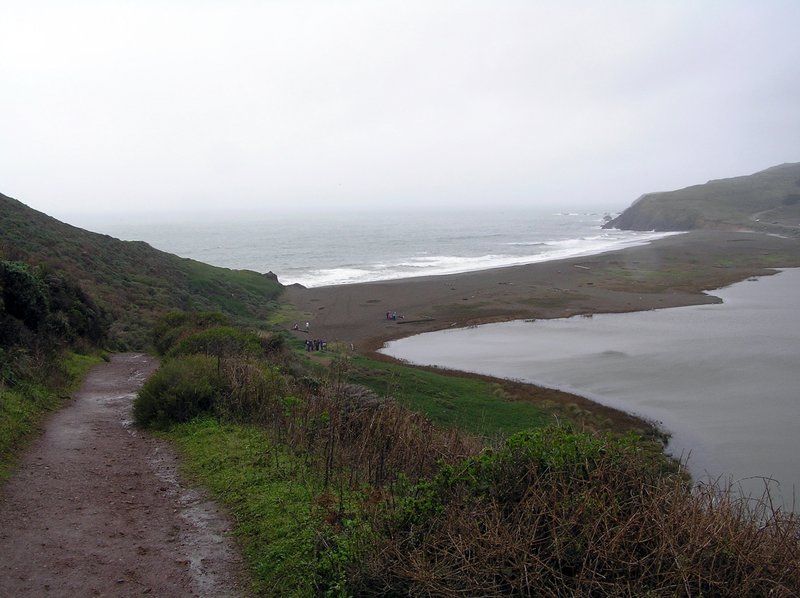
0, 353, 247, 597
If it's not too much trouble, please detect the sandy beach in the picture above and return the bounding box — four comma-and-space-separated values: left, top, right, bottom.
285, 230, 800, 351
283, 230, 800, 435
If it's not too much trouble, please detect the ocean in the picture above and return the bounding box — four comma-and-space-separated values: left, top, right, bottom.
67, 208, 672, 287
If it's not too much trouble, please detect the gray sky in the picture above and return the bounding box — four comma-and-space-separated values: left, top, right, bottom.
2, 1, 799, 217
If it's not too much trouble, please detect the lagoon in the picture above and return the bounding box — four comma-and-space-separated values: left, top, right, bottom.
381, 269, 800, 508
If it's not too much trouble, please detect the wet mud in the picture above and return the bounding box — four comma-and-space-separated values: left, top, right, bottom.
0, 353, 247, 597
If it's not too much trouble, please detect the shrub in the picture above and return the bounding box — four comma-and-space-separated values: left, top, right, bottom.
388, 426, 675, 532
151, 310, 229, 355
168, 325, 263, 359
133, 355, 222, 429
213, 358, 288, 424
0, 260, 108, 385
42, 272, 108, 344
354, 427, 799, 596
0, 260, 108, 346
260, 331, 286, 355
1, 260, 49, 330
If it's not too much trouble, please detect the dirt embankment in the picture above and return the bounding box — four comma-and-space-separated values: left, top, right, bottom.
0, 353, 247, 597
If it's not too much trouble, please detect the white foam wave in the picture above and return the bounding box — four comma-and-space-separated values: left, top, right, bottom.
290, 267, 372, 287
289, 231, 682, 287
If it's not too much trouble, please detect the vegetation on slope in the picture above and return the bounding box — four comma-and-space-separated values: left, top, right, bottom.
137, 312, 800, 596
605, 162, 800, 234
0, 193, 283, 348
357, 427, 798, 596
0, 258, 107, 480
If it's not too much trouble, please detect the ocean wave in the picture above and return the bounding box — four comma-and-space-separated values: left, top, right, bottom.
85, 210, 682, 289
290, 267, 373, 287
289, 231, 681, 287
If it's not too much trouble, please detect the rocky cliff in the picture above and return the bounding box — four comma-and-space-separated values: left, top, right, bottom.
604, 163, 800, 233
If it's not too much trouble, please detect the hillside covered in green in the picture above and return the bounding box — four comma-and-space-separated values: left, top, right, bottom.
136, 311, 800, 595
0, 193, 283, 348
605, 162, 800, 234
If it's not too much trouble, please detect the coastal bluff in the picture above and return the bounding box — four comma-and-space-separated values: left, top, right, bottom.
0, 192, 283, 347
604, 162, 800, 234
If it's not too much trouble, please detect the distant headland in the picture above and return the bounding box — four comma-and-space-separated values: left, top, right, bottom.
604, 162, 800, 234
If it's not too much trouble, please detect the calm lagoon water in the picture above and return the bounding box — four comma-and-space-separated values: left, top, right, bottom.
382, 269, 800, 507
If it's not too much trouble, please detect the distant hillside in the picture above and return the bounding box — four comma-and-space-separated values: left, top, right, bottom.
604, 163, 800, 235
0, 193, 283, 347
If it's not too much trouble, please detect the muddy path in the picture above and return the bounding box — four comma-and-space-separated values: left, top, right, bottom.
0, 353, 248, 597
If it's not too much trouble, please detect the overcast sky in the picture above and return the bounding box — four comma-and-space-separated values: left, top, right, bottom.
2, 1, 799, 218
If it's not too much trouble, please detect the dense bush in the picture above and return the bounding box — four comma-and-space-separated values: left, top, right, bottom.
389, 426, 676, 529
133, 355, 222, 429
1, 260, 49, 330
169, 325, 264, 359
150, 310, 230, 355
42, 271, 107, 344
0, 259, 108, 385
0, 260, 108, 347
138, 312, 296, 431
354, 427, 799, 596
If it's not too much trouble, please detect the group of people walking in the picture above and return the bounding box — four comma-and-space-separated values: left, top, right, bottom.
305, 338, 327, 352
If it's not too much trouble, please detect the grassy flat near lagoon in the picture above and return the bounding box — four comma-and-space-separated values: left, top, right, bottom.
347, 354, 550, 437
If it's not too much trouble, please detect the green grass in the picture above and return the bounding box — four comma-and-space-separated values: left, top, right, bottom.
264, 302, 309, 329
184, 261, 282, 319
0, 352, 103, 482
348, 355, 550, 438
0, 384, 56, 481
62, 352, 107, 387
168, 418, 352, 597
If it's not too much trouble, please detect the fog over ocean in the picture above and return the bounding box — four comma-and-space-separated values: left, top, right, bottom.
382, 269, 800, 508
69, 209, 673, 287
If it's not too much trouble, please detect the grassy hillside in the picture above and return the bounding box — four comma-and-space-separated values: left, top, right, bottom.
141, 313, 799, 595
605, 162, 800, 234
0, 193, 283, 347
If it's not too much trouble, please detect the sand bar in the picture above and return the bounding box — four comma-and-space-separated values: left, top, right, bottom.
283, 230, 800, 434
285, 230, 800, 351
